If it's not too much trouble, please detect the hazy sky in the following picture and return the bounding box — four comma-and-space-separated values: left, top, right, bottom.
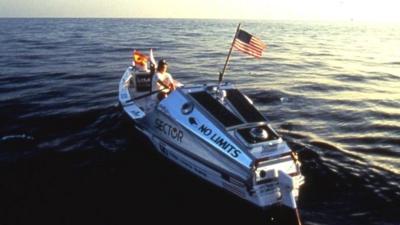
1, 0, 400, 22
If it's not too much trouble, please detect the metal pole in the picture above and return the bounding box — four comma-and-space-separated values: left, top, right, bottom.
218, 23, 241, 85
295, 208, 303, 225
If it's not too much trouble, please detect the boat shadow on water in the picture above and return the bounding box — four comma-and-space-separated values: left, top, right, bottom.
0, 123, 297, 225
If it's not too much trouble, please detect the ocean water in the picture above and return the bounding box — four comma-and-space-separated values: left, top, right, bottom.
0, 18, 399, 225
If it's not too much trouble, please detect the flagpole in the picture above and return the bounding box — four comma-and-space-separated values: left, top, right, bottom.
218, 23, 241, 85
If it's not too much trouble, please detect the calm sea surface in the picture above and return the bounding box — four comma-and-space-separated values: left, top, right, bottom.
0, 18, 399, 225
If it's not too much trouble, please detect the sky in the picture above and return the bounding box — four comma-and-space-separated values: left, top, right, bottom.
1, 0, 400, 22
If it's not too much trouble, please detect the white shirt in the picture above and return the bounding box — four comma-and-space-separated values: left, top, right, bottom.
152, 71, 174, 93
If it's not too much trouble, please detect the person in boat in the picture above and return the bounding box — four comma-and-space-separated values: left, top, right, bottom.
152, 59, 177, 100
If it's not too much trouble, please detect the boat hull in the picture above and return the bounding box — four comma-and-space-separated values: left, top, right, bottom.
134, 123, 302, 209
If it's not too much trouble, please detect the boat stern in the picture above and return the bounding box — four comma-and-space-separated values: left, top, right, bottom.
249, 148, 304, 209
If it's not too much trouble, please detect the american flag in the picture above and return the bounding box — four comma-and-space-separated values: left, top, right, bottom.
233, 29, 266, 58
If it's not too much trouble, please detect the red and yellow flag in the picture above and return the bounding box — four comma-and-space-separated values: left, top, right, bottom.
133, 50, 148, 67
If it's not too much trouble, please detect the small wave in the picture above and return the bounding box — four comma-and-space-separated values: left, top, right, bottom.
0, 133, 38, 161
268, 44, 281, 48
367, 109, 400, 121
15, 38, 41, 45
368, 122, 400, 133
290, 83, 352, 93
333, 73, 367, 83
247, 89, 289, 104
19, 54, 49, 61
364, 71, 399, 81
337, 136, 400, 149
385, 61, 400, 65
275, 63, 305, 70
281, 130, 314, 141
369, 99, 400, 109
0, 73, 40, 83
108, 47, 135, 53
351, 147, 400, 158
302, 52, 333, 57
309, 140, 343, 153
1, 134, 34, 142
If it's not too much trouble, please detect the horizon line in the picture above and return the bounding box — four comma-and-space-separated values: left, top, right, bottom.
1, 16, 397, 23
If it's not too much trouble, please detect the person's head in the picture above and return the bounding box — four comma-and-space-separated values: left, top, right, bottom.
157, 59, 168, 73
